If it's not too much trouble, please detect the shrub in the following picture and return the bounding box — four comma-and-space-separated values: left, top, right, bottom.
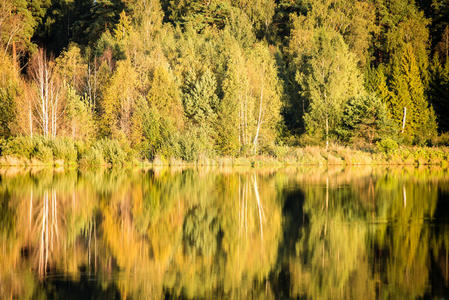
32, 138, 53, 162
0, 137, 5, 156
179, 128, 213, 162
434, 132, 449, 146
101, 139, 127, 165
262, 144, 290, 159
52, 138, 77, 162
87, 139, 128, 166
2, 136, 35, 158
80, 147, 105, 166
376, 138, 399, 154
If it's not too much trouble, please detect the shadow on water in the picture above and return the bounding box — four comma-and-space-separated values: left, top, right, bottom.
35, 274, 121, 300
270, 187, 306, 299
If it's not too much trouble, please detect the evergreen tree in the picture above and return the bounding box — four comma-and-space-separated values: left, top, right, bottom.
338, 94, 394, 147
165, 0, 232, 32
429, 54, 449, 132
183, 68, 219, 131
390, 44, 437, 143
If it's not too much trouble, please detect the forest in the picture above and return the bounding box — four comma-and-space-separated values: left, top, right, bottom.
1, 0, 449, 164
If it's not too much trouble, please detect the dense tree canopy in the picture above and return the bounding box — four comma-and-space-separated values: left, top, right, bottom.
0, 0, 449, 160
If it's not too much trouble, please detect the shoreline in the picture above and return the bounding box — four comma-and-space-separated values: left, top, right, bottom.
1, 145, 448, 168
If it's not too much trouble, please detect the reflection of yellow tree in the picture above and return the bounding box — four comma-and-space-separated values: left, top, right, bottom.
374, 179, 438, 298
219, 173, 281, 298
0, 169, 101, 298
287, 167, 445, 299
289, 175, 375, 299
1, 166, 448, 299
98, 170, 283, 299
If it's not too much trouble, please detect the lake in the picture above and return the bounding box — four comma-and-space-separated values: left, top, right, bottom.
0, 166, 448, 299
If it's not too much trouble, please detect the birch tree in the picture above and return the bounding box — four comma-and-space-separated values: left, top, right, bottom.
29, 49, 64, 138
246, 43, 282, 154
291, 27, 365, 146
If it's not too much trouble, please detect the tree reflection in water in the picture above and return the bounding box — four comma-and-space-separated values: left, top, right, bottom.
0, 166, 448, 299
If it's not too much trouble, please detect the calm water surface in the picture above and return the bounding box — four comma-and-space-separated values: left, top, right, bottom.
0, 166, 448, 299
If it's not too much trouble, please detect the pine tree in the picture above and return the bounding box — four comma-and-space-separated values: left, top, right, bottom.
429, 54, 449, 132
390, 44, 437, 143
183, 69, 219, 130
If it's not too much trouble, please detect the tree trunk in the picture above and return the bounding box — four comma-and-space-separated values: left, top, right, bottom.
29, 103, 33, 138
12, 41, 16, 69
325, 116, 329, 150
401, 107, 407, 134
253, 78, 264, 155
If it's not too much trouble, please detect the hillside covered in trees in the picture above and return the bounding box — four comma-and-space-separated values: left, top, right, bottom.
1, 0, 449, 164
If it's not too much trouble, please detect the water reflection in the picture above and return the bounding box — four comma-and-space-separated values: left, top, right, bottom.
0, 166, 448, 299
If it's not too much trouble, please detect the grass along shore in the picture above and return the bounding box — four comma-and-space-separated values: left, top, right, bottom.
1, 136, 449, 167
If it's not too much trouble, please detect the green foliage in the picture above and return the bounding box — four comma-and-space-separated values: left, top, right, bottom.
338, 95, 395, 147
2, 136, 35, 158
291, 26, 365, 144
51, 138, 77, 162
31, 0, 126, 55
1, 0, 449, 163
166, 0, 232, 32
0, 88, 17, 139
32, 137, 53, 162
373, 0, 430, 77
429, 55, 449, 132
80, 147, 105, 167
390, 44, 437, 144
0, 55, 20, 139
377, 138, 399, 154
183, 69, 219, 129
92, 139, 128, 166
179, 127, 214, 162
64, 86, 96, 141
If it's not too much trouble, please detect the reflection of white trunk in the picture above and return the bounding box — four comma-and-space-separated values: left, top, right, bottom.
37, 189, 59, 277
39, 191, 48, 275
253, 174, 264, 241
253, 79, 264, 155
324, 176, 329, 236
29, 188, 33, 231
403, 185, 406, 208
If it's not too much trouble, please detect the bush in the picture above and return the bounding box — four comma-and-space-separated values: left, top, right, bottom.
101, 139, 128, 165
0, 137, 6, 156
262, 144, 290, 158
376, 138, 399, 154
84, 139, 129, 166
433, 132, 449, 146
179, 128, 213, 162
32, 138, 53, 162
52, 138, 77, 162
80, 147, 105, 166
2, 136, 35, 158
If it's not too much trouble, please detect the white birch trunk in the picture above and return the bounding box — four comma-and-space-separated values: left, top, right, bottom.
253, 78, 264, 155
